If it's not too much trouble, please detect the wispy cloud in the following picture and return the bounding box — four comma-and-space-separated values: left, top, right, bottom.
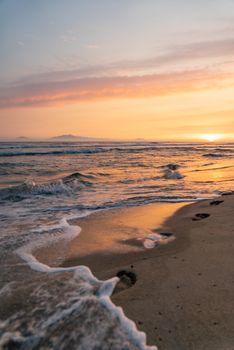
84, 44, 99, 49
12, 37, 234, 85
0, 68, 233, 109
1, 38, 234, 108
17, 41, 25, 47
60, 30, 77, 43
154, 38, 234, 63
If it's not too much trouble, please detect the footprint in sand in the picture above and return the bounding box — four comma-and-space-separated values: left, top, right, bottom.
210, 200, 224, 206
114, 270, 137, 293
222, 192, 233, 196
192, 213, 210, 221
160, 232, 173, 238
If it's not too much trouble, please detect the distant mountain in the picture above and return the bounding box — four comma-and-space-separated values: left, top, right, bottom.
16, 136, 30, 140
51, 134, 81, 140
49, 134, 107, 141
0, 134, 112, 142
0, 134, 145, 142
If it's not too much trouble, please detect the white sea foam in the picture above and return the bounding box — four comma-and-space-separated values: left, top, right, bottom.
32, 210, 92, 234
163, 169, 184, 179
15, 214, 157, 350
0, 282, 15, 297
143, 232, 176, 249
16, 214, 85, 272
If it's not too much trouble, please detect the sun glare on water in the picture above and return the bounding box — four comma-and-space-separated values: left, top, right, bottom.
200, 134, 221, 142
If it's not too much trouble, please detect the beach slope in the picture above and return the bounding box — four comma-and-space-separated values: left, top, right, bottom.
109, 194, 234, 350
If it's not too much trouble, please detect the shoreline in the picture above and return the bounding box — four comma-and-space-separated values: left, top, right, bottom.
33, 201, 190, 275
109, 194, 234, 349
1, 193, 233, 349
56, 193, 234, 349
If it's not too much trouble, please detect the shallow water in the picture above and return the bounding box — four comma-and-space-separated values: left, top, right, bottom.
0, 141, 233, 349
0, 141, 233, 249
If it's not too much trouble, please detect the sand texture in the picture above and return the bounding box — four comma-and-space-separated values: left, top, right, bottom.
111, 195, 234, 350
62, 194, 234, 350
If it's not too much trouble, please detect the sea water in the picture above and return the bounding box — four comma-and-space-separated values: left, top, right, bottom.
0, 141, 233, 349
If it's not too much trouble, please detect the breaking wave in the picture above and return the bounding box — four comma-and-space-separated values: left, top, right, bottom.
0, 148, 110, 157
0, 214, 156, 350
161, 164, 184, 179
0, 172, 95, 201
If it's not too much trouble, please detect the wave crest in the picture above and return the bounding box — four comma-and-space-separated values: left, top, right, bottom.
161, 164, 184, 179
0, 172, 94, 201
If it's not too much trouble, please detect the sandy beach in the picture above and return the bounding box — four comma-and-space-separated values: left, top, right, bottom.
1, 194, 234, 349
57, 193, 234, 350
1, 1, 234, 348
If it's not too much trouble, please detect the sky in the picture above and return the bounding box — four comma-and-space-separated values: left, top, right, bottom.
0, 0, 234, 141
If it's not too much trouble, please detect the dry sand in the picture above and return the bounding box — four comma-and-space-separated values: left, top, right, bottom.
60, 194, 234, 350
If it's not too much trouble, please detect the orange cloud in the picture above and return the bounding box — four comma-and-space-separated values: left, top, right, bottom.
0, 68, 233, 108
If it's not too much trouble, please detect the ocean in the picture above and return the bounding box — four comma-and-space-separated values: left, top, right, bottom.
0, 141, 233, 349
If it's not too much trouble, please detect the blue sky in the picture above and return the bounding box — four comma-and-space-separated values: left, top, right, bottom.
1, 0, 233, 82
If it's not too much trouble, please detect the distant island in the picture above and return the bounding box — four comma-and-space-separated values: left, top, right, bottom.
16, 136, 30, 140
0, 134, 160, 142
0, 134, 108, 142
50, 134, 98, 141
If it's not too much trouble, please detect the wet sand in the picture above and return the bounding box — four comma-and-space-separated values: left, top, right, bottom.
59, 202, 186, 272
59, 194, 234, 350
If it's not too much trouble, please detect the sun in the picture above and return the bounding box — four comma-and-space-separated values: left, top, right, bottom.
200, 134, 221, 142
